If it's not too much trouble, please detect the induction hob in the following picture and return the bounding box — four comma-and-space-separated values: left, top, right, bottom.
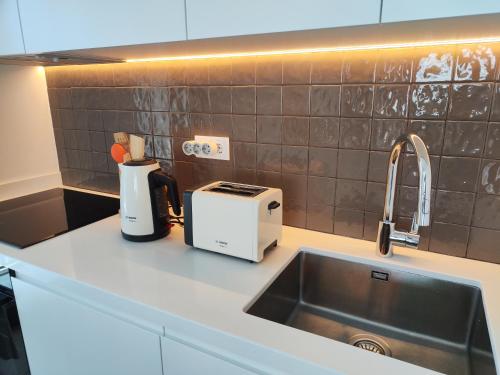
0, 188, 120, 248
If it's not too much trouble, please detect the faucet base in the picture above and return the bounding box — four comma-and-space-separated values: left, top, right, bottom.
376, 221, 420, 258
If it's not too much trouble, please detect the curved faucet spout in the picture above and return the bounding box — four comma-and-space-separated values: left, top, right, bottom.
377, 133, 432, 257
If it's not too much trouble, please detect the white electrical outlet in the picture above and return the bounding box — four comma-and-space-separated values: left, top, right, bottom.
194, 135, 230, 160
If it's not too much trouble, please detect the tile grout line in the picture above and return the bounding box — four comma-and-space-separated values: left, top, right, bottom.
464, 98, 494, 257
330, 89, 344, 235
426, 79, 454, 253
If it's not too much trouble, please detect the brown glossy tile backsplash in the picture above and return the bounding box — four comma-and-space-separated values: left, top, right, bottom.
46, 44, 500, 264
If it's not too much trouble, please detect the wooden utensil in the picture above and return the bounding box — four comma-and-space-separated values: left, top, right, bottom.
129, 135, 145, 160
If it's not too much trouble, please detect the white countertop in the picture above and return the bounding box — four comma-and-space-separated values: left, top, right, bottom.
0, 190, 499, 374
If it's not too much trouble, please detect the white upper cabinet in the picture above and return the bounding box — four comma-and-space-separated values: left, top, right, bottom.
0, 0, 25, 55
186, 0, 382, 40
17, 0, 187, 54
382, 0, 500, 23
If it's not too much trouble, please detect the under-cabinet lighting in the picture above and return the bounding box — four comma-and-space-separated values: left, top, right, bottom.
125, 36, 500, 63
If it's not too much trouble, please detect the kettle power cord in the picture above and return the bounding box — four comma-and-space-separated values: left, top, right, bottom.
167, 202, 184, 227
169, 216, 184, 227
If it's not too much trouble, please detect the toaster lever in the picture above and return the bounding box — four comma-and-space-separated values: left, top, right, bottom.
267, 201, 281, 213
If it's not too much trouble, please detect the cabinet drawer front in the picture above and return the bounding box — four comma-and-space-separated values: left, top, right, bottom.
12, 278, 163, 375
18, 0, 186, 53
186, 0, 381, 40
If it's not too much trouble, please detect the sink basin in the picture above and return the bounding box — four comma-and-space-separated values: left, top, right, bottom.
246, 252, 497, 375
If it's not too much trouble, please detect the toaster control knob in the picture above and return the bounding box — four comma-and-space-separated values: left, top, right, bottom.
267, 201, 281, 214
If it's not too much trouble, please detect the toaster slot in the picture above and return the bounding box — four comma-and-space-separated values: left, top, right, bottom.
205, 182, 267, 197
209, 187, 255, 196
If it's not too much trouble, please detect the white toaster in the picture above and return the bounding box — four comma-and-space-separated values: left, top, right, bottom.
183, 181, 282, 262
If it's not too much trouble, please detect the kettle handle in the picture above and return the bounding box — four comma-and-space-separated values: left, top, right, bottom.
151, 170, 182, 216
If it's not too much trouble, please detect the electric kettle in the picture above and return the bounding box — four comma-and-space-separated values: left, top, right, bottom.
119, 158, 181, 241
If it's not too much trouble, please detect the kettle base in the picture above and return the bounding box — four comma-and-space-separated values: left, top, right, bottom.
121, 228, 170, 242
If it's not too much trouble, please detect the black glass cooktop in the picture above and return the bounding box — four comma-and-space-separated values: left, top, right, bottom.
0, 188, 120, 249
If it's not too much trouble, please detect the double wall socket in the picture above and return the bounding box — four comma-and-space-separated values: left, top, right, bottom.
182, 136, 230, 160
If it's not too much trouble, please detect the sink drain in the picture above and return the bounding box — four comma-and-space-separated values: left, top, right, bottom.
353, 339, 386, 355
349, 334, 392, 357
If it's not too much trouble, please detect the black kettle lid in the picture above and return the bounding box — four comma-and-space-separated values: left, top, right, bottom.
123, 158, 157, 167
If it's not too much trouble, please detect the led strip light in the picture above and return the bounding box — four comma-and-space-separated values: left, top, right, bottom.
125, 36, 500, 63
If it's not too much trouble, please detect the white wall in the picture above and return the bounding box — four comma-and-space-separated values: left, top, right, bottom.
0, 65, 61, 200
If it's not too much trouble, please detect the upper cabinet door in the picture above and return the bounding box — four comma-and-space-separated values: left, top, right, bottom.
0, 0, 25, 55
186, 0, 381, 40
17, 0, 186, 54
382, 0, 500, 22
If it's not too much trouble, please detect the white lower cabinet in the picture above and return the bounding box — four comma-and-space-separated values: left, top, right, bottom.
12, 278, 163, 375
161, 337, 255, 374
13, 277, 256, 375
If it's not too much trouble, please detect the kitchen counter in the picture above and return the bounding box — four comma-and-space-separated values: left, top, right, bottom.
0, 205, 499, 374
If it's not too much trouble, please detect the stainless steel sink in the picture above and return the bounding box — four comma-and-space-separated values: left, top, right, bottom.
246, 252, 496, 375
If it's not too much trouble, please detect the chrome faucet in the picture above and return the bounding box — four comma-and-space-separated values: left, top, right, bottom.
376, 134, 431, 257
